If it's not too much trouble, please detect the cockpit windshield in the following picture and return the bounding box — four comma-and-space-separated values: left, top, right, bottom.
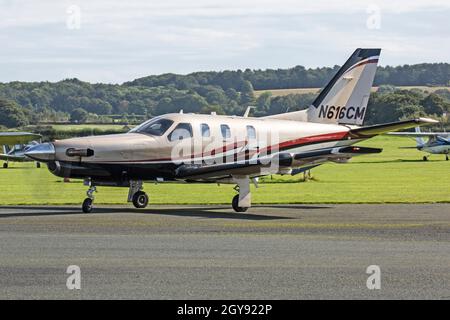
129, 118, 174, 136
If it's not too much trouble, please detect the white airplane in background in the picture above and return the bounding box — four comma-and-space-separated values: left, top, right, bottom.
0, 132, 42, 168
387, 127, 450, 161
25, 48, 438, 213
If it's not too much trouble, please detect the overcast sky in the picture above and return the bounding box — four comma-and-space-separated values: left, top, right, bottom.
0, 0, 449, 83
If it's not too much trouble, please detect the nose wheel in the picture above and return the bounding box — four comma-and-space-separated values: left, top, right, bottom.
82, 198, 93, 213
82, 184, 96, 213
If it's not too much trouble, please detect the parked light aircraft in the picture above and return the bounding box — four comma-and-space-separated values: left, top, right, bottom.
387, 127, 449, 161
25, 48, 438, 213
0, 132, 42, 168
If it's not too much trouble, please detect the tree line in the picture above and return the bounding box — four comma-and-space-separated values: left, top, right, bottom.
127, 63, 450, 90
0, 63, 449, 129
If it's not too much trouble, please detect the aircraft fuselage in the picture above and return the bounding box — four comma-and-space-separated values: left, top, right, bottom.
30, 113, 365, 183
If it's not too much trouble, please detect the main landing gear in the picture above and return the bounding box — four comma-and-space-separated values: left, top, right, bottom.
81, 179, 149, 213
446, 155, 449, 161
128, 180, 149, 209
231, 176, 251, 213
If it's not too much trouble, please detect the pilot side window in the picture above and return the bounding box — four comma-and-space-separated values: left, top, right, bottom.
246, 125, 256, 140
221, 124, 231, 140
133, 118, 174, 136
201, 123, 210, 138
168, 123, 193, 141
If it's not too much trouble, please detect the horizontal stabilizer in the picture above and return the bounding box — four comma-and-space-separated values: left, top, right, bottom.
350, 118, 438, 137
387, 132, 449, 137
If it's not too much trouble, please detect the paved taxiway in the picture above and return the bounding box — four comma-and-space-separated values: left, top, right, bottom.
0, 204, 449, 299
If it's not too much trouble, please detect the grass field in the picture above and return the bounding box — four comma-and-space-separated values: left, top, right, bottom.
254, 86, 450, 97
0, 136, 449, 205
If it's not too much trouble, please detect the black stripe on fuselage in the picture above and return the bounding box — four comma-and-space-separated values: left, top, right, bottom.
52, 136, 363, 181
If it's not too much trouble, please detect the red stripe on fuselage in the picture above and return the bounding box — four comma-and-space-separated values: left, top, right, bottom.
89, 130, 350, 163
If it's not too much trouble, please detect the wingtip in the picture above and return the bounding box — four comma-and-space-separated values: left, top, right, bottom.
416, 117, 439, 124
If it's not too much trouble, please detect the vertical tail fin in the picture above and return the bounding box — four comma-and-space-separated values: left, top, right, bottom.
307, 48, 381, 126
415, 127, 425, 146
263, 48, 381, 125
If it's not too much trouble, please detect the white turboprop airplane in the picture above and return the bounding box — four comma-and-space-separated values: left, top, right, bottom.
387, 127, 450, 161
25, 48, 438, 213
0, 132, 42, 168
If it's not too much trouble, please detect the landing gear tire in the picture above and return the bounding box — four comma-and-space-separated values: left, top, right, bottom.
446, 155, 449, 161
132, 191, 149, 209
82, 198, 93, 213
36, 162, 41, 168
232, 194, 248, 213
3, 163, 7, 169
423, 156, 428, 161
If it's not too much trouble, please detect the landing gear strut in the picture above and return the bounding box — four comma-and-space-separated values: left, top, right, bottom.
82, 184, 96, 213
231, 176, 251, 213
128, 180, 149, 209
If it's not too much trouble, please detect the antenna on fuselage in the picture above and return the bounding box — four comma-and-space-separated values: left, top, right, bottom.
243, 106, 255, 118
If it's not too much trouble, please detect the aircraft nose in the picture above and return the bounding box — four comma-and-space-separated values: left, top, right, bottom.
24, 143, 55, 162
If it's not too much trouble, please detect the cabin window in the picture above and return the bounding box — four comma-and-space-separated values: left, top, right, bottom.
201, 123, 210, 138
221, 124, 231, 139
131, 118, 174, 136
246, 125, 256, 140
168, 123, 193, 141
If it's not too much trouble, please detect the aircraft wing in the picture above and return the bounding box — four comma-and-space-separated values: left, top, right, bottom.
175, 146, 382, 181
0, 154, 27, 162
0, 132, 41, 145
349, 118, 438, 137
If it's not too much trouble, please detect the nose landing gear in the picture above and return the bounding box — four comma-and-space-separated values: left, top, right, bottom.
82, 185, 96, 213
